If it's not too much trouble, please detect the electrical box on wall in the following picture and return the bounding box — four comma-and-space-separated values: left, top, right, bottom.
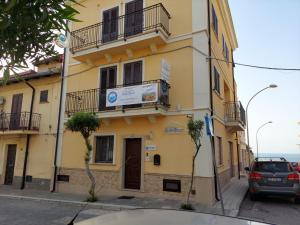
153, 154, 160, 166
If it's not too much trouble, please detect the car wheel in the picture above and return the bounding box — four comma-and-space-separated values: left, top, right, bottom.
249, 193, 259, 201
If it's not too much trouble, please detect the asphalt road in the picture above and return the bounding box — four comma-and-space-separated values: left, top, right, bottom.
238, 193, 300, 225
0, 197, 114, 225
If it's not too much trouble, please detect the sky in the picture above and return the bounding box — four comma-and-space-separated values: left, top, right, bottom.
228, 0, 300, 154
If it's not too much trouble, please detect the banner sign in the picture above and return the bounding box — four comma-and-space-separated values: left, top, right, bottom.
161, 59, 171, 83
205, 114, 214, 137
106, 83, 158, 107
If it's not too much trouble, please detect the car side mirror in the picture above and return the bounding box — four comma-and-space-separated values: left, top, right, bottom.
244, 167, 250, 172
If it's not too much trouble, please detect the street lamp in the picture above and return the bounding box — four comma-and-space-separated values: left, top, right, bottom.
256, 121, 272, 158
246, 84, 277, 166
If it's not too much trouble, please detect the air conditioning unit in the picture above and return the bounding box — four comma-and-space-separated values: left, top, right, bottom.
0, 96, 6, 105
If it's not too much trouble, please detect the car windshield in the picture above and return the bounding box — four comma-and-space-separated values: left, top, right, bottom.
291, 162, 298, 167
253, 162, 292, 173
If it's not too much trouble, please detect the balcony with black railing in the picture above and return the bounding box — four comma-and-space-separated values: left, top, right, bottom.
65, 79, 170, 118
0, 112, 41, 134
70, 3, 171, 59
224, 101, 246, 132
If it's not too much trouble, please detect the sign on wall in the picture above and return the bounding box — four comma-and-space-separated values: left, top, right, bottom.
106, 83, 158, 107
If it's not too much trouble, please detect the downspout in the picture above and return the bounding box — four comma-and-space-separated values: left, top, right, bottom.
231, 49, 241, 179
51, 25, 68, 192
207, 0, 220, 201
21, 81, 35, 189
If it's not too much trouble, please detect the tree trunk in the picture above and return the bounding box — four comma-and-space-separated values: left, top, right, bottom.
84, 137, 96, 200
186, 147, 200, 205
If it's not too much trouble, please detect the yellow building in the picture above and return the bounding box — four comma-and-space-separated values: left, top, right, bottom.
51, 0, 246, 205
0, 57, 62, 190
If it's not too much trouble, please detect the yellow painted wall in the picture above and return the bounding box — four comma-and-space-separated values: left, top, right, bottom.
0, 75, 61, 181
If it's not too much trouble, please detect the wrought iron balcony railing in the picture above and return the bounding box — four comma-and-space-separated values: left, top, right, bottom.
70, 3, 171, 53
65, 79, 170, 115
224, 101, 246, 126
0, 112, 41, 131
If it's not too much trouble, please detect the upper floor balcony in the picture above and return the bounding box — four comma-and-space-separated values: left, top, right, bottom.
224, 101, 246, 132
65, 79, 170, 120
0, 112, 41, 135
70, 3, 171, 62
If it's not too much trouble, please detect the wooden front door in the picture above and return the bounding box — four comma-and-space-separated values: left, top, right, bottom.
102, 7, 119, 43
4, 145, 17, 185
229, 141, 235, 177
99, 66, 117, 111
124, 138, 141, 190
10, 94, 23, 130
125, 0, 143, 37
123, 61, 142, 109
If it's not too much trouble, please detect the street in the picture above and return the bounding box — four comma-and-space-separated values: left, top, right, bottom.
0, 197, 113, 225
239, 193, 300, 225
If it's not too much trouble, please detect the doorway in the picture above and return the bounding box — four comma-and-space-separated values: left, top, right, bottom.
124, 138, 141, 190
4, 145, 17, 185
99, 66, 117, 111
125, 0, 143, 37
229, 141, 235, 178
10, 94, 23, 130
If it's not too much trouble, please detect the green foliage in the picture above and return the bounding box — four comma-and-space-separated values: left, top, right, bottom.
180, 203, 194, 211
65, 112, 100, 139
0, 0, 81, 79
86, 195, 98, 203
187, 119, 204, 150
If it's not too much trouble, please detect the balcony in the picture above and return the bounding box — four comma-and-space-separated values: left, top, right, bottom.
65, 79, 170, 119
0, 112, 41, 135
224, 102, 246, 132
70, 3, 171, 61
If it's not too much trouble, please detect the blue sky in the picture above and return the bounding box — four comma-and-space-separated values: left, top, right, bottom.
228, 0, 300, 154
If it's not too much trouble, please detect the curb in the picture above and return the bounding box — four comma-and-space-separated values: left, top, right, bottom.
0, 194, 139, 211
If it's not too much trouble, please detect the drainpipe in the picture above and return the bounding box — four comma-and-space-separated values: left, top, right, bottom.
21, 81, 35, 189
207, 0, 220, 202
231, 49, 241, 180
51, 24, 68, 192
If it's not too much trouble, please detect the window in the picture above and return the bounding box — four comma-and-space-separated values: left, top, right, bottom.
213, 67, 220, 94
222, 35, 229, 62
95, 136, 114, 163
215, 137, 223, 166
163, 179, 181, 192
40, 90, 48, 103
212, 5, 218, 36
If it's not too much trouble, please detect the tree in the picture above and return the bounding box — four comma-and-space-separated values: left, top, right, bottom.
0, 0, 80, 80
65, 112, 100, 202
182, 118, 204, 210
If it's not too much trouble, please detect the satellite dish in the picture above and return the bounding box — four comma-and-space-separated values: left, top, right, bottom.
54, 33, 68, 48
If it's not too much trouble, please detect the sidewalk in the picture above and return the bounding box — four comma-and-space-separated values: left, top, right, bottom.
0, 176, 248, 217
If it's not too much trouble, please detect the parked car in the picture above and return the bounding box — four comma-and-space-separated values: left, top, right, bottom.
74, 209, 271, 225
290, 162, 300, 172
245, 157, 300, 202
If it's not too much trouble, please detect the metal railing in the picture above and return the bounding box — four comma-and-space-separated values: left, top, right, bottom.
65, 79, 170, 115
70, 3, 171, 53
0, 112, 41, 131
224, 101, 246, 126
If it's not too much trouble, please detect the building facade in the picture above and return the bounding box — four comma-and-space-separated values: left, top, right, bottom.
54, 0, 246, 205
0, 57, 62, 190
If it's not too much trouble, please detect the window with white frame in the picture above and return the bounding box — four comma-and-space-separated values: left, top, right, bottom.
215, 136, 223, 166
95, 136, 114, 163
212, 5, 218, 36
213, 66, 221, 94
222, 35, 229, 62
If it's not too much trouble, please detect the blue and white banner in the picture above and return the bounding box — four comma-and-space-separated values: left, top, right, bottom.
106, 83, 158, 107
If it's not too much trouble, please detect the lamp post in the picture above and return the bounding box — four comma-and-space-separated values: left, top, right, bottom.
246, 84, 277, 166
256, 121, 272, 158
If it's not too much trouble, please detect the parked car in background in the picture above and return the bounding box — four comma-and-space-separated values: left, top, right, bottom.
245, 157, 300, 202
291, 162, 300, 172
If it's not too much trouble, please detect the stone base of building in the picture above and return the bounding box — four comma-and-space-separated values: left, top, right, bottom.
56, 168, 216, 206
10, 176, 50, 190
